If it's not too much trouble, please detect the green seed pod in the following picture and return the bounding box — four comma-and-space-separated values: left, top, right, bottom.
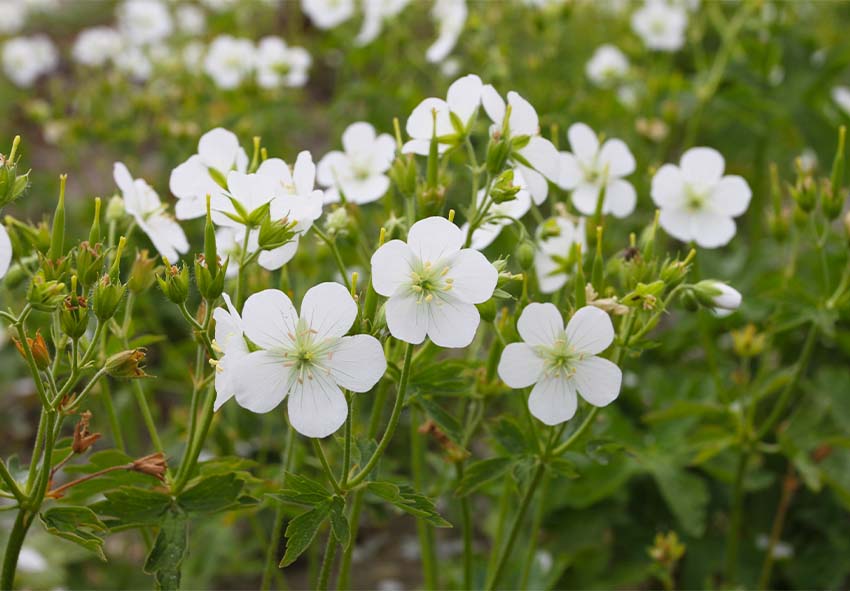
157, 261, 190, 304
92, 274, 126, 321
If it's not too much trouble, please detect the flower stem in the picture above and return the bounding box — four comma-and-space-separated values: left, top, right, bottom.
455, 462, 474, 590
1, 510, 32, 590
261, 427, 298, 591
724, 451, 749, 584
316, 532, 337, 591
312, 438, 342, 496
313, 225, 351, 291
757, 464, 798, 590
411, 406, 438, 590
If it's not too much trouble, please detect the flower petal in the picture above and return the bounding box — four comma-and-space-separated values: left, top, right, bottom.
498, 342, 544, 388
598, 138, 635, 177
572, 356, 622, 407
603, 179, 637, 218
258, 239, 299, 271
709, 175, 751, 217
241, 289, 299, 349
317, 151, 350, 188
446, 73, 482, 125
518, 136, 559, 181
0, 224, 12, 279
287, 370, 348, 438
651, 163, 686, 208
565, 306, 614, 355
528, 377, 578, 425
567, 123, 599, 163
518, 166, 549, 205
557, 151, 582, 190
407, 216, 463, 263
658, 207, 694, 243
293, 151, 316, 196
517, 302, 565, 346
446, 249, 497, 304
300, 281, 356, 340
425, 295, 480, 348
480, 84, 505, 125
342, 174, 390, 204
406, 97, 451, 140
341, 121, 376, 154
571, 182, 601, 216
232, 350, 291, 413
506, 91, 539, 136
371, 239, 414, 296
198, 127, 240, 172
689, 211, 736, 249
385, 292, 428, 345
113, 161, 135, 196
327, 334, 387, 392
680, 147, 725, 185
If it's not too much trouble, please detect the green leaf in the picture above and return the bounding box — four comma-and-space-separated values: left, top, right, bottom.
416, 395, 464, 444
651, 464, 709, 537
329, 496, 350, 547
354, 439, 379, 480
456, 457, 515, 496
490, 416, 533, 456
92, 486, 173, 527
144, 508, 188, 591
280, 502, 331, 567
643, 401, 730, 423
367, 482, 452, 527
39, 506, 107, 561
177, 473, 245, 514
548, 458, 580, 479
269, 472, 332, 507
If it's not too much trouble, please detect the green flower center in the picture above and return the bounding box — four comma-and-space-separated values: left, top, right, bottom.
409, 260, 454, 304
537, 337, 585, 379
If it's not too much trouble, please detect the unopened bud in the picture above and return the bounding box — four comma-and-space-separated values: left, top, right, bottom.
516, 240, 535, 271
105, 348, 150, 379
157, 261, 190, 304
128, 250, 158, 293
27, 274, 66, 312
105, 195, 125, 222
692, 280, 742, 317
93, 274, 125, 321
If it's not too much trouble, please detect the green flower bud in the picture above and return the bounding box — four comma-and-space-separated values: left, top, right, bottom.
48, 174, 67, 261
0, 136, 30, 208
105, 349, 150, 379
3, 263, 28, 289
105, 195, 125, 222
490, 169, 521, 204
821, 179, 845, 221
476, 298, 497, 323
194, 255, 228, 301
27, 274, 66, 312
258, 215, 297, 251
157, 261, 190, 304
325, 206, 351, 237
621, 280, 665, 310
486, 135, 511, 175
89, 197, 102, 245
516, 240, 535, 271
93, 275, 125, 321
389, 153, 417, 197
789, 175, 816, 213
60, 284, 89, 340
75, 241, 104, 290
127, 249, 158, 293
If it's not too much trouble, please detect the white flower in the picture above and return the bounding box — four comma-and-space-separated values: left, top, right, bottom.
0, 224, 12, 279
2, 35, 58, 88
631, 0, 687, 52
697, 280, 741, 317
252, 153, 324, 270
17, 547, 47, 574
204, 35, 256, 89
461, 168, 532, 250
170, 127, 249, 220
113, 162, 189, 262
214, 227, 244, 278
0, 0, 27, 35
832, 85, 850, 116
357, 0, 410, 45
586, 44, 629, 87
481, 86, 560, 205
72, 27, 124, 67
371, 216, 497, 348
403, 73, 482, 156
176, 4, 206, 35
498, 304, 622, 425
318, 122, 396, 204
255, 36, 311, 89
117, 0, 173, 46
557, 123, 636, 218
114, 46, 153, 81
534, 216, 586, 294
426, 0, 467, 63
301, 0, 355, 30
212, 293, 248, 410
229, 282, 387, 438
651, 147, 752, 248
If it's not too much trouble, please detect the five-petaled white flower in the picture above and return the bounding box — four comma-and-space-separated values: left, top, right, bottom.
651, 147, 751, 248
461, 168, 532, 250
170, 127, 249, 220
586, 44, 629, 88
113, 162, 189, 262
117, 0, 173, 47
2, 35, 58, 88
229, 282, 387, 438
481, 86, 560, 205
557, 123, 637, 218
203, 35, 256, 90
256, 37, 312, 89
631, 0, 687, 52
72, 27, 124, 67
211, 293, 249, 411
403, 74, 482, 156
318, 122, 396, 205
498, 304, 622, 425
371, 216, 497, 348
534, 216, 586, 294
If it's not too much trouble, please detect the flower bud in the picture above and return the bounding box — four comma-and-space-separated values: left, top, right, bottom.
476, 298, 497, 323
515, 240, 535, 271
621, 280, 665, 310
48, 174, 67, 262
490, 169, 521, 204
820, 180, 844, 221
127, 250, 158, 293
60, 283, 89, 340
93, 274, 126, 321
258, 215, 297, 251
13, 329, 51, 370
75, 241, 104, 290
659, 249, 695, 288
486, 135, 511, 175
157, 261, 190, 304
389, 153, 418, 198
194, 254, 227, 301
27, 274, 66, 312
105, 348, 150, 379
3, 263, 28, 289
692, 280, 742, 316
417, 184, 446, 218
325, 206, 351, 237
789, 175, 816, 213
0, 136, 30, 208
105, 195, 125, 222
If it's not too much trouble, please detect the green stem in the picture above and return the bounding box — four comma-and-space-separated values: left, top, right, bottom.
520, 469, 551, 589
1, 510, 32, 590
0, 462, 24, 504
341, 392, 352, 486
235, 229, 252, 308
411, 407, 438, 590
173, 385, 216, 493
313, 226, 351, 291
261, 427, 298, 591
455, 462, 474, 591
312, 439, 342, 496
316, 532, 337, 591
724, 452, 749, 585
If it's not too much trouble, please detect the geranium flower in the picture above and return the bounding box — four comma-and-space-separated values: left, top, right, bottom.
170, 127, 249, 220
371, 216, 497, 348
117, 0, 173, 47
301, 0, 354, 30
498, 304, 622, 425
534, 216, 586, 294
461, 168, 532, 250
631, 0, 687, 52
212, 293, 248, 411
403, 74, 483, 156
0, 224, 11, 279
357, 0, 410, 45
72, 27, 124, 67
203, 35, 256, 89
696, 280, 742, 317
481, 86, 560, 205
651, 147, 751, 248
255, 37, 311, 89
2, 35, 58, 88
317, 122, 396, 204
426, 0, 467, 63
229, 283, 387, 438
557, 123, 637, 218
585, 44, 629, 88
113, 162, 189, 262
